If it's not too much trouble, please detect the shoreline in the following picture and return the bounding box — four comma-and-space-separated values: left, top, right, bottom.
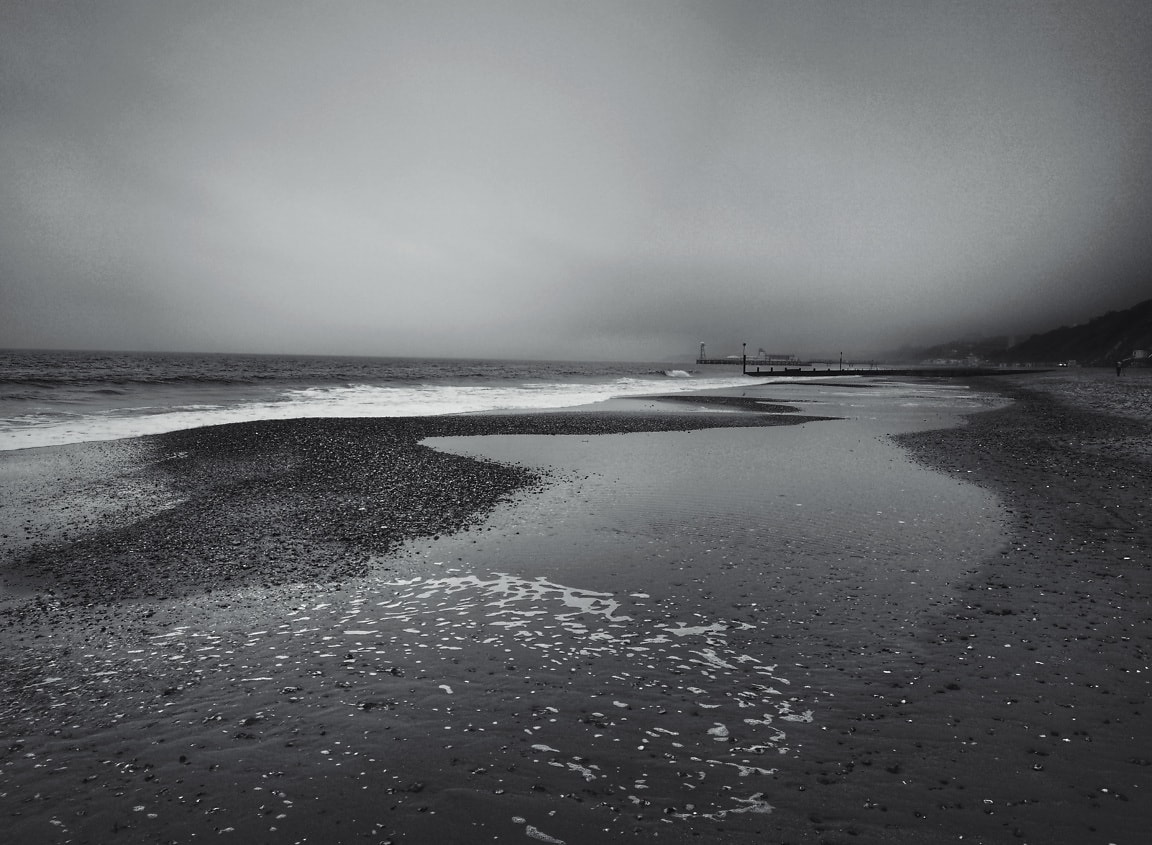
1, 376, 1148, 843
866, 375, 1151, 843
1, 404, 833, 607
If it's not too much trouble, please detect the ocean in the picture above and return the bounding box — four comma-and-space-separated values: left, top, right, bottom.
0, 349, 759, 451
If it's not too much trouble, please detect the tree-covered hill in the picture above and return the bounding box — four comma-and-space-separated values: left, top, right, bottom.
994, 298, 1152, 366
905, 298, 1152, 366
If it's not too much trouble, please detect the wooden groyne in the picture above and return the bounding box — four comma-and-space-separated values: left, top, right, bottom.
738, 366, 1051, 378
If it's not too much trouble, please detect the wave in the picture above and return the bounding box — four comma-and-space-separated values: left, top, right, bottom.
0, 374, 262, 389
0, 372, 759, 451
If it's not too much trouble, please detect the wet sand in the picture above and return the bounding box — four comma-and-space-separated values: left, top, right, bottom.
1, 374, 1149, 844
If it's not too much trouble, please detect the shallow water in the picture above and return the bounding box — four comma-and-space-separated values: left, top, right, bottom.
360, 384, 1006, 836
422, 381, 1006, 593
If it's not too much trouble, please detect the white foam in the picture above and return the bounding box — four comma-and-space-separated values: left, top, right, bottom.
0, 374, 757, 451
24, 568, 816, 830
524, 826, 566, 844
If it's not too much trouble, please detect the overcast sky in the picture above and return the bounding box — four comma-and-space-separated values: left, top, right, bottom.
2, 1, 1150, 360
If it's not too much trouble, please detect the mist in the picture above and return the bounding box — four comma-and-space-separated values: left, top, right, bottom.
3, 1, 1150, 361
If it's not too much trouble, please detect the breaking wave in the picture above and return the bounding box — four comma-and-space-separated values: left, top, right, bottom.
1, 367, 757, 451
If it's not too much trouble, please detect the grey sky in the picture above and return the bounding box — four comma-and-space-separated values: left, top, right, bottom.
2, 1, 1150, 360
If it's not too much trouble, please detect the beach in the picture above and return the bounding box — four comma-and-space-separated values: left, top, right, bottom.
1, 371, 1148, 844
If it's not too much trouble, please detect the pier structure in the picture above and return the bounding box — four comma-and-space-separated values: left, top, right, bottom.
696, 345, 803, 367
695, 343, 1049, 378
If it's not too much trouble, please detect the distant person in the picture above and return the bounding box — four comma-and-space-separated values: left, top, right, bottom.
1116, 361, 1123, 376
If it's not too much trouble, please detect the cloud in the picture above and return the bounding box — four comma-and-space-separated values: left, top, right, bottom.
2, 1, 1150, 358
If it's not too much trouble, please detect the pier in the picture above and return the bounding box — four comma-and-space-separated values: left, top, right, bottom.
697, 343, 801, 368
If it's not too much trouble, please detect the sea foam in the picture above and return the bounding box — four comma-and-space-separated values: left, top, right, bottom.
0, 374, 756, 450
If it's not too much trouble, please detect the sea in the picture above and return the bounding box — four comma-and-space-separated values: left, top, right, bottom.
0, 349, 761, 451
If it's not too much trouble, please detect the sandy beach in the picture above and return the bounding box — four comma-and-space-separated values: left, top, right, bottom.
1, 372, 1148, 844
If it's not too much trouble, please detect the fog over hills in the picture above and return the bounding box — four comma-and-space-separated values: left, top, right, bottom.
902, 297, 1152, 366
